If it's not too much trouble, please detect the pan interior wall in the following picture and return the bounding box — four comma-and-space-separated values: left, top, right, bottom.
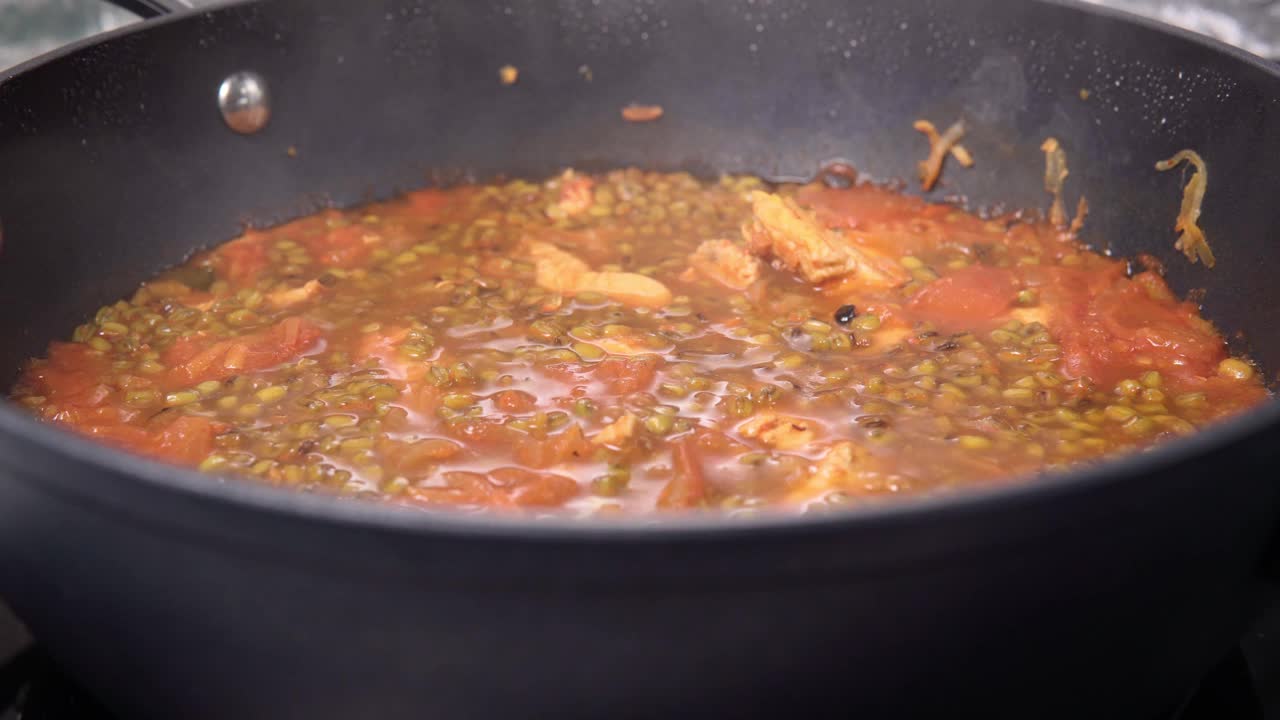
1, 0, 1278, 384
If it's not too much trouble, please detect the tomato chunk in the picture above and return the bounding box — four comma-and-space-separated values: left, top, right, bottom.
404, 187, 475, 221
26, 342, 113, 405
1066, 274, 1223, 384
215, 232, 270, 286
492, 389, 537, 413
149, 416, 218, 465
73, 415, 216, 467
515, 425, 591, 469
491, 467, 580, 507
378, 437, 462, 477
907, 266, 1019, 331
595, 355, 660, 395
657, 437, 708, 509
797, 184, 932, 230
300, 224, 372, 268
162, 317, 322, 389
408, 467, 578, 509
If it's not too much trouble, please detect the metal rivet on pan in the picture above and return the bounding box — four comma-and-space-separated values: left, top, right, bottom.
217, 71, 270, 134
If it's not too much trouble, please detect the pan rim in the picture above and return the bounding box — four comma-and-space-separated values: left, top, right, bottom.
1, 0, 1278, 542
2, 393, 1275, 543
0, 0, 252, 84
2, 392, 1280, 538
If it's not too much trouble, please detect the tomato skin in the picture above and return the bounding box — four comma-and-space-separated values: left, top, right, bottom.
162, 317, 322, 389
903, 261, 1224, 385
405, 187, 479, 222
657, 437, 708, 509
149, 416, 217, 465
1078, 277, 1222, 384
492, 390, 537, 413
491, 467, 579, 507
907, 266, 1019, 331
301, 224, 371, 268
408, 467, 578, 509
1018, 266, 1225, 386
408, 188, 452, 218
216, 232, 270, 286
63, 414, 216, 467
540, 362, 593, 389
27, 342, 113, 405
540, 356, 659, 397
377, 437, 462, 477
355, 325, 415, 379
411, 471, 508, 508
595, 356, 659, 395
443, 418, 511, 447
693, 429, 749, 455
797, 184, 933, 230
515, 425, 590, 469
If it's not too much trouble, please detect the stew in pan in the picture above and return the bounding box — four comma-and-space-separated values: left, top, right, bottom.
8, 169, 1267, 515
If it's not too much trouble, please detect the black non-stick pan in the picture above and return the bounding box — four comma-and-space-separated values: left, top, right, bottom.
1, 0, 1278, 717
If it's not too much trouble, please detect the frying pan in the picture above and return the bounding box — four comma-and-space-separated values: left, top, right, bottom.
0, 0, 1278, 717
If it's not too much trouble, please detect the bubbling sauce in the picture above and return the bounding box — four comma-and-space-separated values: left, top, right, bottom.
10, 170, 1268, 516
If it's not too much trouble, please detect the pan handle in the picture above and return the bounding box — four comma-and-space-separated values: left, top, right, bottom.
99, 0, 194, 20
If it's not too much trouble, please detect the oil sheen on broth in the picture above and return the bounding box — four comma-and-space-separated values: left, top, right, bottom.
9, 170, 1268, 516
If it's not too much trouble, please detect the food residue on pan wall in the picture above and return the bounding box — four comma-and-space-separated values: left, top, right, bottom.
1156, 149, 1215, 267
1041, 138, 1070, 228
1040, 138, 1088, 235
622, 104, 664, 122
1069, 196, 1089, 236
499, 65, 519, 86
913, 118, 972, 191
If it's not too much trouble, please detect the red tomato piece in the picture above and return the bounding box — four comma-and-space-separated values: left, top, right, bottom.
411, 471, 510, 508
73, 416, 214, 466
406, 188, 454, 220
492, 389, 538, 413
443, 418, 511, 446
149, 416, 217, 465
27, 342, 113, 406
52, 405, 132, 427
907, 266, 1019, 331
80, 423, 153, 453
595, 356, 659, 395
556, 174, 594, 216
797, 184, 932, 230
1023, 266, 1225, 385
693, 428, 750, 455
162, 317, 322, 389
515, 425, 590, 469
409, 466, 577, 509
301, 224, 372, 268
401, 384, 442, 416
657, 437, 708, 509
1088, 277, 1223, 381
377, 437, 462, 477
490, 467, 579, 507
355, 325, 415, 379
540, 362, 592, 388
215, 232, 270, 286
